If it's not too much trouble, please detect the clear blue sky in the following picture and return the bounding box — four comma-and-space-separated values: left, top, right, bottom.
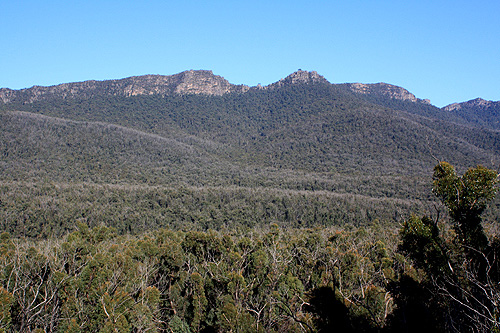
1, 0, 499, 107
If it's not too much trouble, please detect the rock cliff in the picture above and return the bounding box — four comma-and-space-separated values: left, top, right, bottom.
346, 82, 422, 103
266, 70, 329, 89
0, 69, 437, 107
0, 70, 250, 103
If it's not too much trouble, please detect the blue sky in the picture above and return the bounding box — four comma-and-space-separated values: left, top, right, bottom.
1, 1, 499, 107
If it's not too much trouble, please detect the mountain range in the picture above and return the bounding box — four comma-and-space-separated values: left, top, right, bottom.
1, 70, 499, 236
2, 69, 498, 111
3, 69, 499, 131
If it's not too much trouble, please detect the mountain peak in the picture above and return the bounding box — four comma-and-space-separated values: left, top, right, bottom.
443, 98, 494, 111
347, 82, 420, 102
283, 70, 328, 84
170, 70, 249, 95
266, 70, 329, 89
106, 69, 250, 96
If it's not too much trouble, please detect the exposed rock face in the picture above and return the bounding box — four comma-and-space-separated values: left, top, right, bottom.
0, 70, 250, 103
0, 70, 447, 108
171, 70, 249, 95
347, 82, 418, 102
266, 70, 329, 89
0, 69, 331, 104
443, 98, 494, 111
0, 88, 16, 103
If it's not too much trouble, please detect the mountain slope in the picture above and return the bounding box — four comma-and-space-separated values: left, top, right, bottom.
444, 98, 500, 130
0, 110, 236, 185
1, 70, 499, 236
3, 73, 498, 175
0, 108, 432, 197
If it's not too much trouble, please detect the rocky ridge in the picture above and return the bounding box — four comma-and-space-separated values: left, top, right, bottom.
443, 98, 495, 112
346, 82, 431, 104
1, 69, 436, 105
0, 70, 249, 104
265, 70, 329, 89
442, 97, 500, 130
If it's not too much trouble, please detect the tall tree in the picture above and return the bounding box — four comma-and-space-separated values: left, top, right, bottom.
395, 162, 499, 332
432, 162, 498, 250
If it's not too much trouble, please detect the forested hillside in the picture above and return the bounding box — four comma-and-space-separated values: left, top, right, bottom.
3, 73, 499, 175
1, 70, 499, 236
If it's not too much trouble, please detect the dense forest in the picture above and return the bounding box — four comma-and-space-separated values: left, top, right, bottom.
1, 71, 499, 331
0, 163, 499, 332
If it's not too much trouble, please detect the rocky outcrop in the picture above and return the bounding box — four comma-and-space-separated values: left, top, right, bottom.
172, 70, 249, 95
442, 98, 500, 130
347, 82, 419, 102
0, 88, 16, 103
443, 98, 494, 111
0, 70, 332, 104
266, 70, 329, 89
0, 70, 250, 104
